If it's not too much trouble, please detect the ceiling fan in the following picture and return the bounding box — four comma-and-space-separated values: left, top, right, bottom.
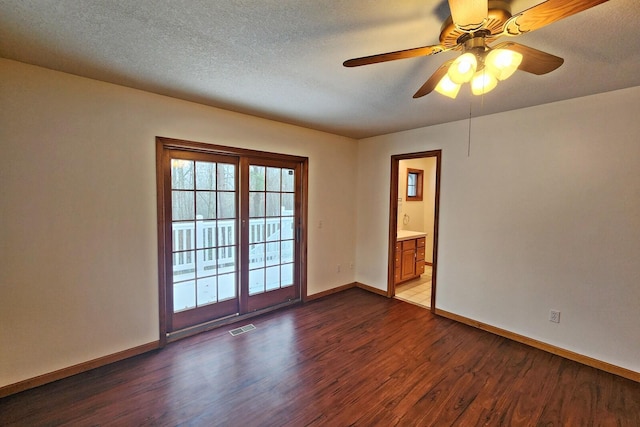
343, 0, 610, 99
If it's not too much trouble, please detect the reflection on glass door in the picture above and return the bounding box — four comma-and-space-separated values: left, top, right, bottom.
170, 156, 239, 331
245, 161, 299, 312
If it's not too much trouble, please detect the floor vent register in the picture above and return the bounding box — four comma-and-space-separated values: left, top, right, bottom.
229, 324, 257, 336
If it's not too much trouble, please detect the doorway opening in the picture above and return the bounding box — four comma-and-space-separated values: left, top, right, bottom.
388, 150, 441, 311
156, 137, 308, 343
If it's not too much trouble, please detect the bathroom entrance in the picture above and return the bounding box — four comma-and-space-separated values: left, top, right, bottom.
388, 150, 441, 311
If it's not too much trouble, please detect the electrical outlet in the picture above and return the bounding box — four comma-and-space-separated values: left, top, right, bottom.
549, 310, 561, 323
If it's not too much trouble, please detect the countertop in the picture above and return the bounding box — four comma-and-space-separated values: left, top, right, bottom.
396, 230, 427, 241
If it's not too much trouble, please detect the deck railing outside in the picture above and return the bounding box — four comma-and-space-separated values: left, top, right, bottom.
172, 216, 293, 282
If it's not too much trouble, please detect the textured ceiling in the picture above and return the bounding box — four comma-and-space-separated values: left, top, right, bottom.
1, 0, 639, 139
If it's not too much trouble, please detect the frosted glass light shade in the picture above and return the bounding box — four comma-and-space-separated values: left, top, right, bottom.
435, 75, 461, 99
485, 49, 523, 81
471, 69, 498, 95
447, 53, 477, 84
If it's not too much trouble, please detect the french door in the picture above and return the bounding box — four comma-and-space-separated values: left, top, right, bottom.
157, 138, 306, 335
243, 158, 300, 313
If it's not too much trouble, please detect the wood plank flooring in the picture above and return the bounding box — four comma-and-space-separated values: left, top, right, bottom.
1, 288, 639, 426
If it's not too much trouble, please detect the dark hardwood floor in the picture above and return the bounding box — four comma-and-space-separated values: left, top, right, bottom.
2, 288, 639, 426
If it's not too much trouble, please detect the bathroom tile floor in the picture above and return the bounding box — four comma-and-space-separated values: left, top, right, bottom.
394, 267, 432, 308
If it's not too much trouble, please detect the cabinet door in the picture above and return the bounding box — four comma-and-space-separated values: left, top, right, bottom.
401, 247, 416, 280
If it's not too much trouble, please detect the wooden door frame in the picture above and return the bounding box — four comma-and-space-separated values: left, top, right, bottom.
156, 137, 308, 346
388, 150, 441, 311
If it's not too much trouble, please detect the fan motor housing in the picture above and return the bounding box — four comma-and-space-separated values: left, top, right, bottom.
439, 1, 512, 48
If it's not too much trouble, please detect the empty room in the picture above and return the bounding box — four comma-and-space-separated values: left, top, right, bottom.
1, 0, 639, 425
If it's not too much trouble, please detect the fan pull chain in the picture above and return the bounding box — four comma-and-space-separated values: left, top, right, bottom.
467, 102, 472, 157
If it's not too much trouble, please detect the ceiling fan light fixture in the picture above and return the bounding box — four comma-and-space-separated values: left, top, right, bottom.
447, 53, 478, 84
344, 0, 608, 100
471, 69, 498, 95
485, 49, 523, 80
435, 75, 461, 99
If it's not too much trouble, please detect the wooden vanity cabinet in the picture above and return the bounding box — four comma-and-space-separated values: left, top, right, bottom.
395, 237, 426, 285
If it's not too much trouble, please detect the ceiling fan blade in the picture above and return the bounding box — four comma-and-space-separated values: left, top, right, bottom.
343, 44, 448, 67
502, 0, 609, 36
492, 42, 564, 75
413, 60, 454, 98
448, 0, 488, 32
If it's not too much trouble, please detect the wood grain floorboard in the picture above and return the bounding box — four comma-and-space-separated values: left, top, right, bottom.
1, 288, 638, 426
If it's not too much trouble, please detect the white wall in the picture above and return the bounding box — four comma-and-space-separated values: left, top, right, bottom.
0, 59, 358, 387
356, 86, 640, 373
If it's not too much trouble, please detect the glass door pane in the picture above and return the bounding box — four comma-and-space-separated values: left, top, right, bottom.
246, 161, 299, 312
170, 156, 239, 331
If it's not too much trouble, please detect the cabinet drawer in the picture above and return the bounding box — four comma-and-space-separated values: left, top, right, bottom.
416, 248, 425, 261
395, 242, 401, 252
417, 237, 426, 247
394, 267, 401, 283
395, 254, 401, 267
402, 239, 416, 250
416, 261, 425, 275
